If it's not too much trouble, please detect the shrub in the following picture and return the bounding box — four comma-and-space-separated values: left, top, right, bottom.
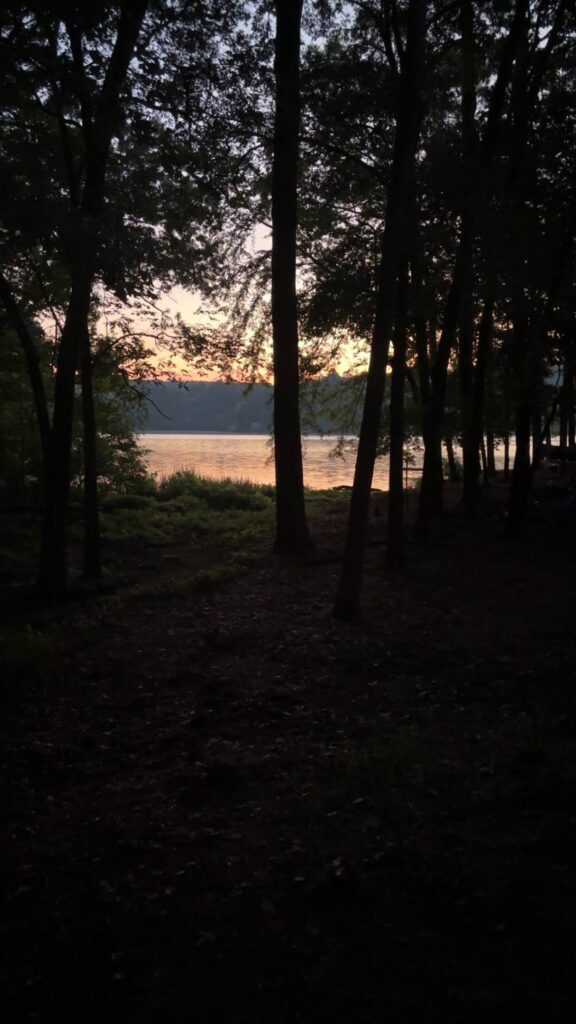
101, 493, 153, 512
155, 470, 274, 511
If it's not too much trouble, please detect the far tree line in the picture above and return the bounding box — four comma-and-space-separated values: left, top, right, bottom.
0, 0, 575, 616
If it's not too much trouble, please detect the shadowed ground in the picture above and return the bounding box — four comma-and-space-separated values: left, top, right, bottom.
2, 484, 576, 1023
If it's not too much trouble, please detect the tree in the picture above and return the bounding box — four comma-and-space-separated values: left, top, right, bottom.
0, 1, 246, 596
271, 0, 311, 553
415, 0, 532, 538
334, 0, 427, 619
0, 2, 149, 597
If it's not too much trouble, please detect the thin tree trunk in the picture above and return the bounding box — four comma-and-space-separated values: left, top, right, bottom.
410, 199, 439, 501
37, 265, 93, 598
559, 342, 571, 445
334, 0, 427, 619
559, 406, 568, 448
444, 434, 461, 481
417, 0, 529, 538
503, 355, 512, 480
508, 207, 575, 523
480, 437, 488, 479
272, 0, 310, 554
467, 285, 496, 506
544, 421, 551, 446
531, 411, 542, 467
504, 1, 569, 528
459, 231, 479, 514
80, 329, 101, 580
486, 427, 496, 476
36, 3, 148, 599
458, 0, 479, 516
485, 332, 497, 477
536, 392, 560, 458
386, 260, 409, 571
416, 252, 465, 538
0, 273, 51, 471
507, 314, 532, 535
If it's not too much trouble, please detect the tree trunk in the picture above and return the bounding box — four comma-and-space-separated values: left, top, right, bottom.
559, 406, 568, 448
544, 420, 551, 446
416, 252, 465, 538
458, 231, 479, 515
480, 437, 488, 478
334, 0, 427, 619
80, 329, 101, 580
410, 200, 440, 502
486, 427, 496, 476
418, 0, 529, 537
35, 3, 148, 599
531, 411, 542, 467
467, 286, 496, 506
458, 0, 480, 516
385, 261, 409, 571
444, 434, 461, 482
272, 0, 310, 554
503, 2, 569, 525
37, 265, 93, 598
507, 315, 532, 535
0, 273, 51, 475
559, 341, 571, 446
485, 335, 497, 478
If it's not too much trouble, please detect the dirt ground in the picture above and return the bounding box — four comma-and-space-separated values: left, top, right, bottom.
2, 484, 576, 1023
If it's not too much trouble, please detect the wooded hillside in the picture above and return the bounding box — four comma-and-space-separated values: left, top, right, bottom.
136, 377, 353, 434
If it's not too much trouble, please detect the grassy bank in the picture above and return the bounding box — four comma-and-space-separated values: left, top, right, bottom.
100, 470, 277, 547
0, 471, 349, 665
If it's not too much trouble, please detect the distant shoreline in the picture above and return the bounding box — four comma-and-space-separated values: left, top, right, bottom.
137, 430, 348, 438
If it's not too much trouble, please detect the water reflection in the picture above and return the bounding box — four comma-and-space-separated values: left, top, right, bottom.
137, 433, 394, 490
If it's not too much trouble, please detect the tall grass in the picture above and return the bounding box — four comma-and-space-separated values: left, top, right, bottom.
100, 469, 275, 545
154, 470, 274, 510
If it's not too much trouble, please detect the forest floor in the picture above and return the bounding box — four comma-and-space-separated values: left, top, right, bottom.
2, 482, 576, 1023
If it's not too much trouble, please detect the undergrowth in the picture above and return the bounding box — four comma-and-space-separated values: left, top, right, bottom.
100, 470, 275, 545
0, 624, 50, 682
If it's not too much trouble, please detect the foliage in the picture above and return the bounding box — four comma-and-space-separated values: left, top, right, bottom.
100, 470, 276, 546
0, 326, 47, 501
155, 470, 274, 509
0, 321, 150, 502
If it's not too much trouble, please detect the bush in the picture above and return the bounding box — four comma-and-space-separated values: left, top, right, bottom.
99, 470, 275, 546
101, 493, 153, 512
155, 471, 274, 511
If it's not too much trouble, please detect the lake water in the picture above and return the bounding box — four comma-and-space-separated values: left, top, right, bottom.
137, 432, 400, 490
137, 432, 516, 491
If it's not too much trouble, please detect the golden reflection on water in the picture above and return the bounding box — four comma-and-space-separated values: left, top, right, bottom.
137, 433, 394, 490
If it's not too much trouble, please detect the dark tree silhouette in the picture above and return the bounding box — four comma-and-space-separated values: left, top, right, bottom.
271, 0, 311, 554
334, 0, 427, 619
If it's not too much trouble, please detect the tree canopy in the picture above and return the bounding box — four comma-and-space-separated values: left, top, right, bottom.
0, 0, 575, 603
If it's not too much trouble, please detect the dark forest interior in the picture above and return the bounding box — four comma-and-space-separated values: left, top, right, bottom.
1, 1, 576, 1020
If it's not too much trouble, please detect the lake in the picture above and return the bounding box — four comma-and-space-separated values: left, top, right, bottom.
137, 432, 403, 490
